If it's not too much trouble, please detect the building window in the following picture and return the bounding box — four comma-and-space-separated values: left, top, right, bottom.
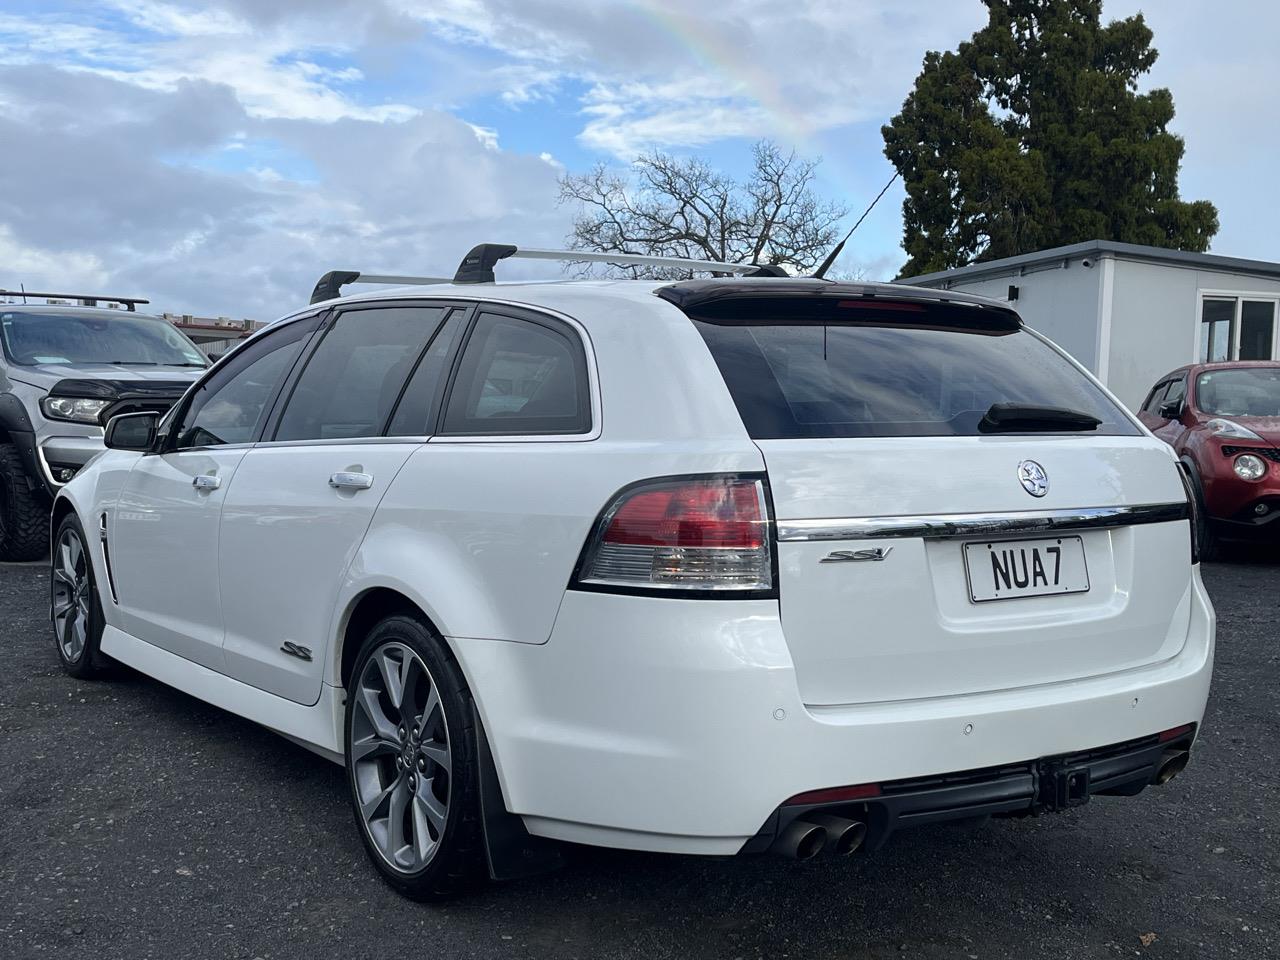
1199, 296, 1278, 362
1200, 298, 1234, 362
1240, 301, 1276, 360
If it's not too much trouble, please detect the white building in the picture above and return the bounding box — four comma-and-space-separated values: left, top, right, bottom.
902, 240, 1280, 411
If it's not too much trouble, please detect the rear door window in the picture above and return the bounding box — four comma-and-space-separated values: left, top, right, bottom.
441, 311, 590, 436
274, 306, 447, 442
691, 298, 1138, 439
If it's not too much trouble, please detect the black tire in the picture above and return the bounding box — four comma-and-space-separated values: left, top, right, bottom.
344, 614, 487, 900
0, 442, 48, 561
1187, 467, 1220, 563
51, 513, 110, 679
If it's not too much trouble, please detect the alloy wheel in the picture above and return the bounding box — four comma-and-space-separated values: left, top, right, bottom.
52, 526, 91, 663
350, 641, 452, 874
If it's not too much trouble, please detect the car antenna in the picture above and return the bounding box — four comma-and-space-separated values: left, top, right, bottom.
812, 172, 899, 279
19, 282, 26, 304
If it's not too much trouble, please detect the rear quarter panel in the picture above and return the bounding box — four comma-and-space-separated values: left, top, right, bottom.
325, 291, 764, 684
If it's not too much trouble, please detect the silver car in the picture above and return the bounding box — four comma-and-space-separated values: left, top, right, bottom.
0, 293, 207, 559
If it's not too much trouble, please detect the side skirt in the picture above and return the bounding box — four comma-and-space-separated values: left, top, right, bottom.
100, 625, 344, 757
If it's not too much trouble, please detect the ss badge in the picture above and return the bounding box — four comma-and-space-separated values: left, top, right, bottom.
820, 547, 894, 563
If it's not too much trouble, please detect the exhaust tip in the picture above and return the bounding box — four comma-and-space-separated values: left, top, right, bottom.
1153, 748, 1190, 785
806, 813, 867, 856
770, 819, 828, 861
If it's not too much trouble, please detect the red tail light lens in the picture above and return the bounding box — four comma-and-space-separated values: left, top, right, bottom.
1158, 723, 1195, 743
575, 475, 774, 594
784, 783, 882, 806
603, 481, 765, 549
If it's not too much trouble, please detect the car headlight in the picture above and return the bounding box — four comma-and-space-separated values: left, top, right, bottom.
1234, 453, 1268, 481
40, 396, 111, 424
1207, 418, 1264, 441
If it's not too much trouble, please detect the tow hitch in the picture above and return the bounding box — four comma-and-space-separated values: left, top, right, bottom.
1041, 762, 1091, 811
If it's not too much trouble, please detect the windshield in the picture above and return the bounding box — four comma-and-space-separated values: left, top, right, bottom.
692, 300, 1138, 438
0, 311, 207, 367
1196, 367, 1280, 417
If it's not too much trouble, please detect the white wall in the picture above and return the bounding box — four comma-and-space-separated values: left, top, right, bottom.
910, 262, 1103, 375
1107, 260, 1280, 410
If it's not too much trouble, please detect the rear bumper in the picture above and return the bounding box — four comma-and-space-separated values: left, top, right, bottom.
453, 570, 1214, 856
745, 727, 1195, 854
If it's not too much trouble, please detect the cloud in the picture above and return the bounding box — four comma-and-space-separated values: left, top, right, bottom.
0, 62, 568, 320
401, 0, 985, 157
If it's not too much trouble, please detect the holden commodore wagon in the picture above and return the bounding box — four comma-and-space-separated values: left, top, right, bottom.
51, 244, 1214, 899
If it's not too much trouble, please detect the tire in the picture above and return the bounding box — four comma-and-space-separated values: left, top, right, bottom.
345, 614, 487, 900
1187, 467, 1220, 563
51, 513, 110, 679
0, 442, 48, 561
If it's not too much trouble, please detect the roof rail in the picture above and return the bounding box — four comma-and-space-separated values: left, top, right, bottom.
309, 271, 452, 305
453, 244, 790, 283
0, 290, 150, 312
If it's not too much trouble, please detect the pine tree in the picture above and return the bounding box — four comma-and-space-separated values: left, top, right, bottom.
883, 0, 1218, 276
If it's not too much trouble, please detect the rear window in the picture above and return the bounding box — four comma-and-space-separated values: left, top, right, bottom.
691, 299, 1138, 439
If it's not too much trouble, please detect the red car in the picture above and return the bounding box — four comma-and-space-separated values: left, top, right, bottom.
1138, 361, 1280, 558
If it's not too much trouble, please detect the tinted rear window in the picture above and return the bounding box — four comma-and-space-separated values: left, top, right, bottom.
692, 300, 1138, 439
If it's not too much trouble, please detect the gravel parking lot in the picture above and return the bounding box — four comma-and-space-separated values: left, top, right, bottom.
0, 556, 1276, 960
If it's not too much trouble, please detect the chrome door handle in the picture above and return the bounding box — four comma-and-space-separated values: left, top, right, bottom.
192, 474, 221, 491
329, 471, 374, 491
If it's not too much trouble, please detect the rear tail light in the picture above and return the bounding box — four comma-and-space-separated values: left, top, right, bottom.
572, 474, 774, 596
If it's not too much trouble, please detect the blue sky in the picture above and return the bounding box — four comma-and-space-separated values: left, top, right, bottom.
0, 0, 1274, 319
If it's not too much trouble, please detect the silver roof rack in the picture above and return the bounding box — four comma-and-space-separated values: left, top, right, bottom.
453, 244, 788, 284
309, 244, 787, 303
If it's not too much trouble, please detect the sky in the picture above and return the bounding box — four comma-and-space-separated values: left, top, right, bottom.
0, 0, 1275, 321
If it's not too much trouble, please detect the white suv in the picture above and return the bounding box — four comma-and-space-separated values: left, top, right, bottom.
52, 245, 1214, 899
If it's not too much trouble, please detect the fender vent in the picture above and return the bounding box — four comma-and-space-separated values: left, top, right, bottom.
99, 512, 119, 605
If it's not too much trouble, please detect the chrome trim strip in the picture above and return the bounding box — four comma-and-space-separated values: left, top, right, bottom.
775, 502, 1189, 542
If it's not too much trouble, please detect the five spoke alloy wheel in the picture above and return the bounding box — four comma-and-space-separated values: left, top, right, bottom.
50, 514, 108, 679
350, 641, 452, 875
52, 523, 92, 664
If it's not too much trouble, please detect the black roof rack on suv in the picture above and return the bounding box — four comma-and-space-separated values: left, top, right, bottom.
308, 245, 789, 303
0, 290, 149, 312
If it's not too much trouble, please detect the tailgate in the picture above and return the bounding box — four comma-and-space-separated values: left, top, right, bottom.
763, 436, 1192, 705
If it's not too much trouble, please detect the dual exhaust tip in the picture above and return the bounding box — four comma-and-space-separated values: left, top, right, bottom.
770, 813, 867, 861
774, 747, 1190, 861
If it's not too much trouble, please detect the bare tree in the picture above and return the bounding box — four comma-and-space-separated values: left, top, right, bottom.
558, 141, 848, 278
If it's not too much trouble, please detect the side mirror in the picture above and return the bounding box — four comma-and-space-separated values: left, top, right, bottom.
1158, 399, 1183, 420
104, 411, 160, 451
206, 352, 224, 364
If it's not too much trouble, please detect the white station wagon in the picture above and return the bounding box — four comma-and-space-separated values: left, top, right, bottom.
51, 244, 1215, 899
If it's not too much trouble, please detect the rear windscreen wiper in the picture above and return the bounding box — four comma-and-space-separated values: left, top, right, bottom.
978, 402, 1102, 433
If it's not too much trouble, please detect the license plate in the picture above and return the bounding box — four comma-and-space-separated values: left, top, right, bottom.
963, 536, 1090, 603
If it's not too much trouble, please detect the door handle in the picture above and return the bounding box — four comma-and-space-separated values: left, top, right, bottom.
192, 474, 221, 491
329, 471, 374, 491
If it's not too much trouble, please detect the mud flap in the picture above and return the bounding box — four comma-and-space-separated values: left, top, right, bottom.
473, 704, 564, 881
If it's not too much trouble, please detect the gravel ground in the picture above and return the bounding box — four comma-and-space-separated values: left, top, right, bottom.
0, 555, 1276, 960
